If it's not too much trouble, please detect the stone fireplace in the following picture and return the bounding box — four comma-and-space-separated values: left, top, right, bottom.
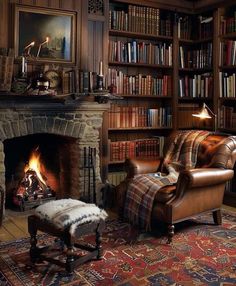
0, 97, 109, 211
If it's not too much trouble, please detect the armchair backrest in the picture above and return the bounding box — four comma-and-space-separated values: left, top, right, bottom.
198, 134, 236, 169
163, 131, 236, 170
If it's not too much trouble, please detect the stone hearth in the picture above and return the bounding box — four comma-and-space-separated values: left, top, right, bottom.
0, 96, 109, 210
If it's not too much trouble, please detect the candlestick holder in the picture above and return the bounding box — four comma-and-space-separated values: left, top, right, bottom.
97, 74, 104, 91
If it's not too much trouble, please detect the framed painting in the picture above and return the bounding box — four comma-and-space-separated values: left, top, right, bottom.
14, 5, 76, 63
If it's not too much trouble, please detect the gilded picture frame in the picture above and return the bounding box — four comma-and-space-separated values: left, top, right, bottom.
14, 5, 76, 64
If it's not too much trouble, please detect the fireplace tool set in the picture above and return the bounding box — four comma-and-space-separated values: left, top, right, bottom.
82, 146, 97, 204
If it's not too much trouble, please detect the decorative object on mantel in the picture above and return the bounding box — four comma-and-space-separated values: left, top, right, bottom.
44, 69, 61, 89
24, 72, 56, 96
11, 78, 30, 94
97, 60, 104, 91
94, 92, 124, 103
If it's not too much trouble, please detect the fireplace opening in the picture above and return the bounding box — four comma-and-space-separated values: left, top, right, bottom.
4, 133, 79, 210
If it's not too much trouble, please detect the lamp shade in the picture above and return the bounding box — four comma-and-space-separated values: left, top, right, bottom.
192, 103, 212, 119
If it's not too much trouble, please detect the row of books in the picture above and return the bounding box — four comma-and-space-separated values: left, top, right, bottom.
197, 16, 213, 39
109, 137, 164, 162
177, 16, 193, 40
108, 104, 172, 128
62, 69, 100, 94
220, 12, 236, 35
177, 15, 213, 40
220, 40, 236, 66
109, 40, 172, 66
218, 105, 236, 129
107, 69, 172, 96
219, 72, 236, 98
109, 5, 172, 36
178, 73, 213, 98
179, 44, 212, 69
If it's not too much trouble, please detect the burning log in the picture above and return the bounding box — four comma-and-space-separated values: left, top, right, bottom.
16, 168, 53, 201
13, 147, 55, 210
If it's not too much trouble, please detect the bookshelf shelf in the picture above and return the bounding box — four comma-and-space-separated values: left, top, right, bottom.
109, 29, 173, 41
219, 65, 236, 70
220, 32, 236, 39
178, 97, 212, 101
179, 68, 212, 73
108, 160, 125, 164
219, 97, 236, 101
108, 62, 172, 69
108, 127, 172, 131
218, 127, 236, 133
179, 37, 213, 44
118, 94, 172, 99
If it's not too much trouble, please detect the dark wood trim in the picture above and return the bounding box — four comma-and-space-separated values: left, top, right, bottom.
110, 0, 194, 13
194, 0, 236, 13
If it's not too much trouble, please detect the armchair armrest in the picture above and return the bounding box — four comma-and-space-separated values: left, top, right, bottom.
180, 168, 233, 187
125, 157, 163, 178
175, 168, 234, 197
165, 168, 234, 222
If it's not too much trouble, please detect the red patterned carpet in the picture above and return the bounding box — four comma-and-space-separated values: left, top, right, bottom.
0, 211, 236, 285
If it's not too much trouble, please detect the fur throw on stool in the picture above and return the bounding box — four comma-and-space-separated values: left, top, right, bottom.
35, 199, 108, 235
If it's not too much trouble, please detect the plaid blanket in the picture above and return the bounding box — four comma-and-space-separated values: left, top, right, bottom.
124, 130, 211, 231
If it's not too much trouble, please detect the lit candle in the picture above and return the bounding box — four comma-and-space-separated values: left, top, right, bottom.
37, 37, 50, 57
99, 61, 103, 76
24, 41, 35, 56
22, 56, 25, 74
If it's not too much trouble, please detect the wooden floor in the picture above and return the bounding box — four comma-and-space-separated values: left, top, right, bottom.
0, 205, 235, 243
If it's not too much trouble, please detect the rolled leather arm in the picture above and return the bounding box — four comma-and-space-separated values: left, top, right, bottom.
125, 157, 163, 178
178, 168, 234, 189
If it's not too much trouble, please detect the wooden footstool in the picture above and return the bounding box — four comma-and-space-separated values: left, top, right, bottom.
28, 199, 107, 273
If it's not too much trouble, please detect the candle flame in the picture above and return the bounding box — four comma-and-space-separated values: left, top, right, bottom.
24, 41, 35, 50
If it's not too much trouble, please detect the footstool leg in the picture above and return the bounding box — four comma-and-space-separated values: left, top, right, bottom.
28, 217, 39, 263
167, 224, 175, 244
96, 229, 102, 259
65, 234, 75, 273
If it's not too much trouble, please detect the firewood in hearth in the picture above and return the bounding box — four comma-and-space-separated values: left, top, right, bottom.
15, 169, 54, 201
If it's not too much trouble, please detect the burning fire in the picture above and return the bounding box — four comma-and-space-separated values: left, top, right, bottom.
24, 148, 46, 185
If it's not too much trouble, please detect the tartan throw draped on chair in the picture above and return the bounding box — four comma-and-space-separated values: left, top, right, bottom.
124, 130, 211, 231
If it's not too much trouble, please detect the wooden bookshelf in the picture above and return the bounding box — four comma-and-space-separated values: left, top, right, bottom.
177, 10, 215, 131
107, 0, 175, 185
217, 4, 236, 206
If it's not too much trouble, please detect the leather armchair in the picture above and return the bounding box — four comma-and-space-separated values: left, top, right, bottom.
116, 132, 236, 242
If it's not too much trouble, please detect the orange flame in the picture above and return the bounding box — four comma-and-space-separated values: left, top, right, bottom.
24, 149, 46, 185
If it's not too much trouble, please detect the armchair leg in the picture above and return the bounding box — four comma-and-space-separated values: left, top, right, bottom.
167, 224, 175, 244
213, 209, 222, 225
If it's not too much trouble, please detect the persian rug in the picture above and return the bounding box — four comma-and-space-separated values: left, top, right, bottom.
0, 210, 236, 286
